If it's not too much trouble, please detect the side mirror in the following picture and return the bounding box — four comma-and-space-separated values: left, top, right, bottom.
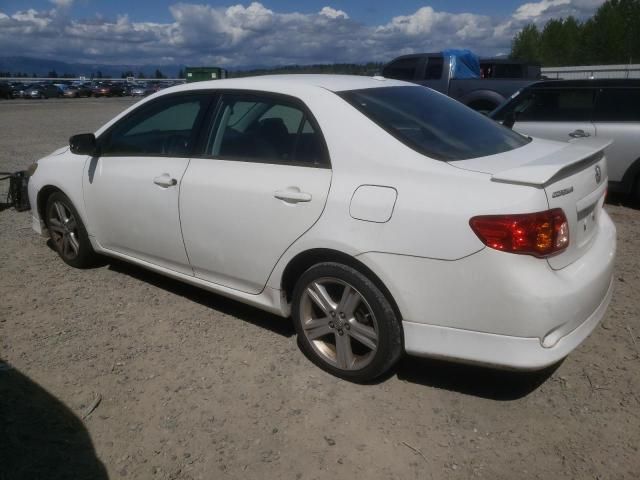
503, 112, 517, 130
69, 133, 98, 156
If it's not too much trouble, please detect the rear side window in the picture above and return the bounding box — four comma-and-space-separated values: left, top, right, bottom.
339, 86, 530, 161
593, 88, 640, 121
501, 88, 596, 122
382, 57, 420, 81
207, 94, 328, 166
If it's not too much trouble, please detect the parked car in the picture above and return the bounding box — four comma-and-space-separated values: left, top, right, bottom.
91, 82, 125, 97
27, 75, 616, 382
490, 79, 640, 202
11, 83, 32, 98
129, 84, 154, 97
0, 82, 11, 99
25, 83, 62, 99
63, 84, 93, 98
382, 51, 537, 113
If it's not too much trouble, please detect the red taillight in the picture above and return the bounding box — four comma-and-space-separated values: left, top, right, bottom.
469, 209, 569, 258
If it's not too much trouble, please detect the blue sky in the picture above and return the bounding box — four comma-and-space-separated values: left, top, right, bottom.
0, 1, 606, 66
1, 1, 529, 24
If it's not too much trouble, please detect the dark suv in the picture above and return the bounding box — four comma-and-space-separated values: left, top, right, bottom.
491, 79, 640, 201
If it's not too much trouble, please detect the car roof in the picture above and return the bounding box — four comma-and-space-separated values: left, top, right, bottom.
168, 74, 409, 95
529, 78, 640, 89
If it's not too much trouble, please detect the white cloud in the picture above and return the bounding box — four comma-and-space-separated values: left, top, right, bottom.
50, 0, 74, 8
514, 0, 571, 20
319, 7, 349, 20
0, 1, 606, 67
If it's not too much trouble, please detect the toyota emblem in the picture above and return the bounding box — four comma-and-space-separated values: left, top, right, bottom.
595, 165, 602, 184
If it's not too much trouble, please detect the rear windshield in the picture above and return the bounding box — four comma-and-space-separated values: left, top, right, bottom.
339, 86, 530, 161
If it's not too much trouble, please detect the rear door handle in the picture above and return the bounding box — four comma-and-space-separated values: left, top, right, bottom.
274, 189, 312, 203
569, 129, 591, 138
153, 174, 177, 188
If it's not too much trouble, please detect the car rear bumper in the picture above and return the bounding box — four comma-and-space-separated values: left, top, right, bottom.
357, 209, 616, 370
402, 276, 613, 370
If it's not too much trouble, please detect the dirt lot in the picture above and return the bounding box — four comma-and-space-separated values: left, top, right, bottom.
1, 97, 639, 480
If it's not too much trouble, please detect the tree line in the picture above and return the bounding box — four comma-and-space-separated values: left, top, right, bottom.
511, 0, 640, 66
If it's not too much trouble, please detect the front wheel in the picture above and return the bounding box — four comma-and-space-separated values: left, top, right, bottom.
292, 262, 403, 383
45, 192, 98, 268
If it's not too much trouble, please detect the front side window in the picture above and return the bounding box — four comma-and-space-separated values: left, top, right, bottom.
382, 57, 420, 81
339, 86, 530, 161
207, 94, 327, 166
493, 87, 596, 122
100, 94, 209, 156
593, 88, 640, 122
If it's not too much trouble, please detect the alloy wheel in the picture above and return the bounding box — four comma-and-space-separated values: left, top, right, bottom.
299, 277, 379, 371
48, 201, 80, 260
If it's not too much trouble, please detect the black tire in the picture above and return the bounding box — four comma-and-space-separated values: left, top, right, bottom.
292, 262, 403, 383
632, 176, 640, 207
45, 192, 98, 268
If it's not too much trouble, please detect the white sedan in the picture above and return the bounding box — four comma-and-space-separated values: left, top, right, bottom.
27, 75, 616, 382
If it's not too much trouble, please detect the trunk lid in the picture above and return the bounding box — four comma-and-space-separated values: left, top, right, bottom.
453, 137, 611, 269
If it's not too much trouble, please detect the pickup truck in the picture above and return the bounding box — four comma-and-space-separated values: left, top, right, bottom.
382, 52, 539, 113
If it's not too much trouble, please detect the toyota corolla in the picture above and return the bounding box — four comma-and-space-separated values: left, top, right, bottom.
27, 75, 616, 382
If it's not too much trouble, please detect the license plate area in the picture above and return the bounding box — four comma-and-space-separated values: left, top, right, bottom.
576, 200, 599, 248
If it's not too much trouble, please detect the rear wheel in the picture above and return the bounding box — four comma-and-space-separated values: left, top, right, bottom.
292, 262, 403, 382
467, 100, 498, 115
632, 176, 640, 206
45, 192, 98, 268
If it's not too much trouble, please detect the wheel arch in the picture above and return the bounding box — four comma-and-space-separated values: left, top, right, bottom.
280, 248, 403, 321
37, 185, 65, 224
37, 185, 89, 232
459, 90, 505, 112
618, 155, 640, 196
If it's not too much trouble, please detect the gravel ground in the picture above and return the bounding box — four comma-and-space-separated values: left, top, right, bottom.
1, 97, 639, 480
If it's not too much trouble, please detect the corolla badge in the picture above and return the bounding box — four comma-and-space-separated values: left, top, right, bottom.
595, 165, 602, 184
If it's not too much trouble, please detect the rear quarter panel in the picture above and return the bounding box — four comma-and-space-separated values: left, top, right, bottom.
266, 89, 549, 288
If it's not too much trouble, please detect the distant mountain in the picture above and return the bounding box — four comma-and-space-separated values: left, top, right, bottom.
0, 56, 383, 79
0, 56, 185, 78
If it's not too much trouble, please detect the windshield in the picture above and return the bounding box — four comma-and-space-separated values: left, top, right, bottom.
339, 86, 530, 161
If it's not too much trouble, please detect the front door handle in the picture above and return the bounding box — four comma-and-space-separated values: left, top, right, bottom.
153, 174, 177, 188
569, 129, 591, 138
274, 189, 312, 203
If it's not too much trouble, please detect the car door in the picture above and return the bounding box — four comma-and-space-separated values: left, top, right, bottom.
510, 86, 597, 142
592, 86, 640, 184
83, 92, 212, 274
180, 92, 332, 294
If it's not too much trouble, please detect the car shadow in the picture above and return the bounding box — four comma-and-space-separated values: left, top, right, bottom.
393, 356, 560, 400
0, 359, 108, 480
105, 260, 553, 398
606, 191, 639, 209
106, 259, 296, 338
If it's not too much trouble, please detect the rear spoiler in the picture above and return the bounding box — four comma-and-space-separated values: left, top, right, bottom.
491, 138, 612, 187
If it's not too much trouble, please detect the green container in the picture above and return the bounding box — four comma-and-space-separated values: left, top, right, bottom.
185, 67, 228, 82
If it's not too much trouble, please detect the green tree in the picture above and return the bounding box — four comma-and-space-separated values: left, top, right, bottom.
538, 17, 582, 66
154, 69, 165, 79
582, 0, 640, 64
510, 24, 541, 63
510, 0, 640, 65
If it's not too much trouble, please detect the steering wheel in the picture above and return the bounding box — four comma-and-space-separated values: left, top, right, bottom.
161, 135, 188, 155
